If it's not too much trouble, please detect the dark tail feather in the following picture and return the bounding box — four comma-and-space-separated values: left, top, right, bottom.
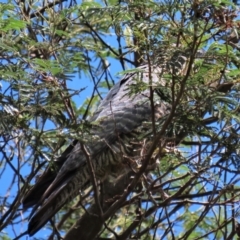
22, 140, 78, 209
23, 140, 88, 236
22, 166, 58, 209
27, 169, 90, 236
27, 172, 80, 236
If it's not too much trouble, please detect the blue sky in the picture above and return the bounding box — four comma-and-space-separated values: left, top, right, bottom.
0, 3, 128, 238
1, 1, 239, 239
0, 60, 123, 240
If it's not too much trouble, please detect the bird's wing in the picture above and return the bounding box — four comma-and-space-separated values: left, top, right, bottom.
24, 65, 168, 236
31, 66, 157, 203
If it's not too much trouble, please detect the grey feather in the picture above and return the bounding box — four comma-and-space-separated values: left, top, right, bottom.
23, 63, 179, 236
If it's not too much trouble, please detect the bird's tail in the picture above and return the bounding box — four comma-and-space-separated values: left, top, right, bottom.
26, 168, 89, 236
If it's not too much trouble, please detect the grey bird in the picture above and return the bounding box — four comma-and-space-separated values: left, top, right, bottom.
22, 60, 186, 235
